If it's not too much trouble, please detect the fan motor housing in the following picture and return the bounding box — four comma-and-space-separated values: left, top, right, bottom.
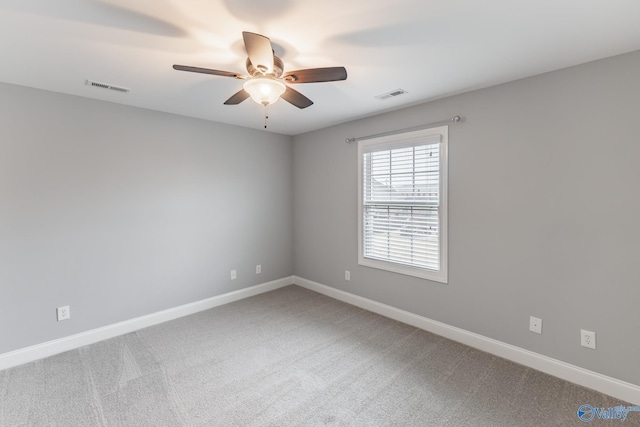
246, 56, 284, 78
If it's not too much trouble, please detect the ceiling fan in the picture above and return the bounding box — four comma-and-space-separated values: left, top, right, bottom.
173, 31, 347, 113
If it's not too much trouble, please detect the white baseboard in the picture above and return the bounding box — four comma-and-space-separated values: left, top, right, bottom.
294, 276, 640, 405
4, 275, 638, 405
0, 276, 294, 372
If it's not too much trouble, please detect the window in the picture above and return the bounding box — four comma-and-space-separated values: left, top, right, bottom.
358, 126, 448, 283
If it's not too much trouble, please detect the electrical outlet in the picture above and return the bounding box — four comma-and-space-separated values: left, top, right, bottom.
581, 330, 596, 349
345, 270, 350, 281
57, 306, 70, 322
230, 270, 237, 280
256, 265, 261, 274
529, 316, 542, 334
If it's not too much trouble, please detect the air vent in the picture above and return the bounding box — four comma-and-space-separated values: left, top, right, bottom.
85, 80, 131, 93
375, 88, 408, 100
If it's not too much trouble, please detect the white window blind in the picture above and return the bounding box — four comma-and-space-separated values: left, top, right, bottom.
358, 126, 448, 283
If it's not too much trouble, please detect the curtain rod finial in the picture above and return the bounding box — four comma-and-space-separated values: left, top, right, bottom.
345, 137, 356, 143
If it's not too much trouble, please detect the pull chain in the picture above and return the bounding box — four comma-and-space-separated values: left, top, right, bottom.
264, 105, 269, 129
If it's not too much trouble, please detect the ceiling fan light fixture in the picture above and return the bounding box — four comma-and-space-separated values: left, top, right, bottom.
243, 77, 286, 106
174, 31, 346, 111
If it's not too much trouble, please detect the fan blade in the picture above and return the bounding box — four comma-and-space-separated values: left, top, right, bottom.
223, 89, 250, 105
242, 31, 274, 74
173, 64, 244, 79
280, 86, 314, 109
283, 67, 347, 83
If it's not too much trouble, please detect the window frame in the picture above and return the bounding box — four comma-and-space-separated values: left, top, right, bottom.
357, 125, 448, 283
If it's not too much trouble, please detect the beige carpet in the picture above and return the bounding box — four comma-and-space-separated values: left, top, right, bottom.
0, 285, 633, 426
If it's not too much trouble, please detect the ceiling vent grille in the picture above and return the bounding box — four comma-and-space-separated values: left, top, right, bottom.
85, 80, 131, 93
375, 88, 408, 100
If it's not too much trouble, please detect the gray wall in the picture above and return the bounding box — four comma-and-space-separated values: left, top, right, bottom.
0, 83, 293, 354
292, 50, 640, 386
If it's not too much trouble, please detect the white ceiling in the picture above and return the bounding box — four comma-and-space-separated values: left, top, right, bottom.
1, 1, 639, 136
